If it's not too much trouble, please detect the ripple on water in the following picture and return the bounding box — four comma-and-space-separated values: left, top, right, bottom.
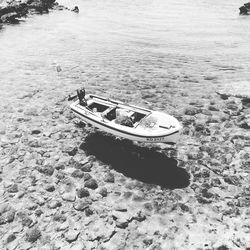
0, 0, 250, 110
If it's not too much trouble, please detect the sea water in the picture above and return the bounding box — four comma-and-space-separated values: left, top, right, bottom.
0, 0, 249, 111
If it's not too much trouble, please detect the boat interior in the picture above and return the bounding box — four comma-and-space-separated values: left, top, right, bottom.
86, 99, 149, 127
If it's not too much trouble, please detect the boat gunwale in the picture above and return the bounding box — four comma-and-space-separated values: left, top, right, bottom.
70, 103, 180, 139
88, 94, 152, 114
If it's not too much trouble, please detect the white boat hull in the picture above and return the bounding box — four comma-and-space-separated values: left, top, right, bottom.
70, 94, 181, 144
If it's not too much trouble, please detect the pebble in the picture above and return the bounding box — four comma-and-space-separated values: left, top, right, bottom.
85, 207, 94, 216
74, 200, 90, 211
114, 205, 127, 212
37, 165, 54, 176
84, 178, 98, 189
56, 171, 66, 180
53, 240, 65, 249
56, 65, 62, 72
6, 233, 16, 244
143, 238, 153, 247
208, 105, 220, 111
70, 242, 86, 250
184, 107, 202, 116
48, 200, 62, 209
32, 195, 45, 206
27, 202, 38, 210
35, 210, 43, 217
122, 192, 133, 199
112, 211, 131, 229
53, 213, 67, 223
133, 210, 146, 222
84, 173, 92, 181
132, 192, 145, 202
80, 163, 92, 172
63, 145, 78, 156
55, 163, 65, 170
98, 187, 108, 197
62, 192, 76, 202
25, 227, 41, 242
18, 213, 33, 227
71, 6, 79, 13
0, 210, 15, 225
143, 202, 153, 211
76, 188, 90, 198
20, 242, 32, 250
64, 229, 80, 243
31, 129, 41, 135
0, 203, 11, 214
57, 221, 69, 231
71, 169, 85, 178
24, 108, 38, 116
224, 176, 240, 186
44, 184, 55, 192
28, 138, 41, 147
7, 183, 18, 193
104, 173, 115, 183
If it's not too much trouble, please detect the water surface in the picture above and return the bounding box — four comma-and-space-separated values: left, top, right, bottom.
0, 0, 249, 112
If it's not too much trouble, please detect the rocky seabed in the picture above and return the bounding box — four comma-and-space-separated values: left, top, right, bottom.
0, 85, 249, 250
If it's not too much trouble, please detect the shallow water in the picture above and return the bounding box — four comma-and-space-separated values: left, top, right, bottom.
1, 2, 250, 248
0, 0, 250, 111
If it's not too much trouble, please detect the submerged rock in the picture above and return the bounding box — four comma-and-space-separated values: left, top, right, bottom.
7, 183, 18, 193
98, 187, 108, 197
0, 0, 58, 25
71, 6, 79, 13
25, 227, 41, 242
64, 229, 80, 243
184, 107, 202, 116
76, 187, 90, 198
71, 169, 84, 178
73, 200, 90, 211
37, 165, 54, 176
104, 172, 115, 183
48, 200, 62, 209
6, 233, 16, 244
239, 3, 250, 15
0, 210, 16, 225
84, 178, 98, 189
61, 192, 76, 202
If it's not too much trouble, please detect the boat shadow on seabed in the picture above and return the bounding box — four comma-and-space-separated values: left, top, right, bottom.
80, 131, 190, 189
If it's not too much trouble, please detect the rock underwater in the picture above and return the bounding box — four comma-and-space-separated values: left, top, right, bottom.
239, 2, 250, 15
0, 0, 77, 24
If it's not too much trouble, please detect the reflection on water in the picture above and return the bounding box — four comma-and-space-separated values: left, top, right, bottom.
0, 0, 250, 110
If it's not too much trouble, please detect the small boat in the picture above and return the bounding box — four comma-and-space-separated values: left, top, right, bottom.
69, 89, 181, 144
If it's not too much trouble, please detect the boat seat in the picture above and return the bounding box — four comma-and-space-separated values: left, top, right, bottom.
102, 107, 116, 121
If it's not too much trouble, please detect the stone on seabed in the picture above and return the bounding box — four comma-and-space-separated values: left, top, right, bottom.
61, 192, 76, 202
64, 229, 80, 243
25, 227, 41, 242
84, 178, 98, 189
76, 187, 90, 198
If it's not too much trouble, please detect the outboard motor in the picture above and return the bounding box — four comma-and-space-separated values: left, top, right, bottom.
77, 88, 87, 106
